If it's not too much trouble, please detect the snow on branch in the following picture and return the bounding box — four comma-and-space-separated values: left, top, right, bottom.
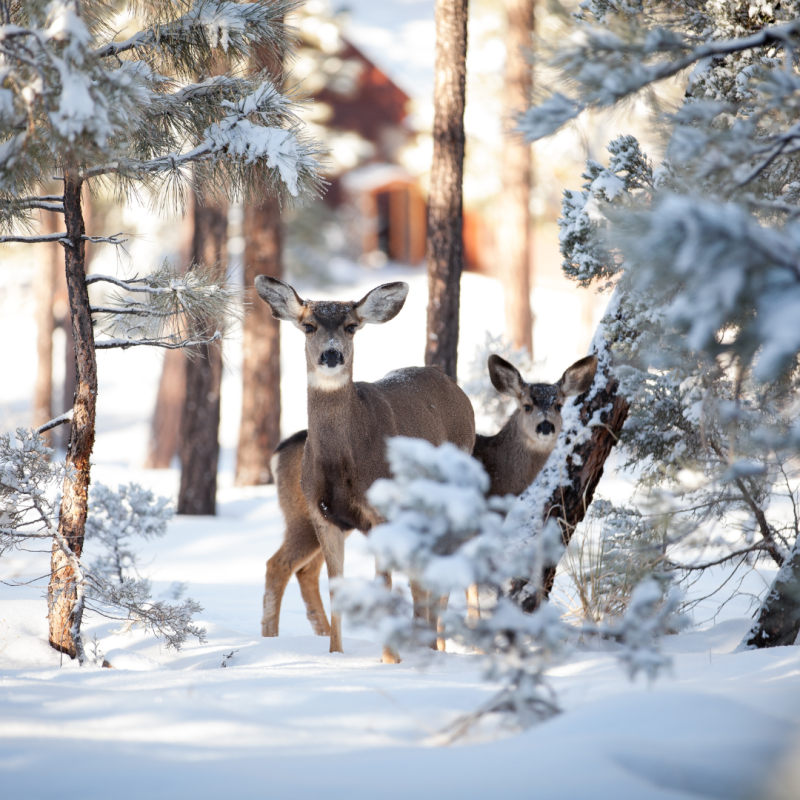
36, 409, 73, 435
335, 437, 681, 735
519, 19, 800, 141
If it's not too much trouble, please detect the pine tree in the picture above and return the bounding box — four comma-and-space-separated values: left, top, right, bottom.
0, 0, 321, 658
517, 0, 800, 640
425, 0, 469, 379
497, 0, 535, 357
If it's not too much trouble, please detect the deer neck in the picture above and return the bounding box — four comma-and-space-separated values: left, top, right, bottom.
306, 380, 359, 446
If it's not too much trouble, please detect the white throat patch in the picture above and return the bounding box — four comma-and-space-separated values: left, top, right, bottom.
308, 365, 350, 391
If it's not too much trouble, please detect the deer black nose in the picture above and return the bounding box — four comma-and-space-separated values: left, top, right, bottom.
320, 349, 344, 368
536, 421, 555, 436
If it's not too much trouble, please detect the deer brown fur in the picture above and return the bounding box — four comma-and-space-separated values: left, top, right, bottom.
255, 277, 475, 662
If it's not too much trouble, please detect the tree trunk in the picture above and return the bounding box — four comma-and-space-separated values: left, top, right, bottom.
33, 211, 59, 441
177, 192, 227, 515
48, 174, 95, 660
742, 538, 800, 649
236, 196, 282, 485
498, 0, 534, 357
425, 0, 469, 380
144, 349, 186, 469
511, 299, 630, 612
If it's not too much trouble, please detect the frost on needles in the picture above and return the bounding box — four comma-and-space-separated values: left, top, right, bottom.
334, 437, 684, 735
0, 430, 205, 662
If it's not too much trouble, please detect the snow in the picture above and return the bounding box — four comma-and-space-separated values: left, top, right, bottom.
1, 265, 799, 798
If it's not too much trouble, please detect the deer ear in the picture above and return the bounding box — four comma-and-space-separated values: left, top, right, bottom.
355, 282, 409, 325
558, 355, 598, 397
255, 276, 305, 325
488, 355, 525, 399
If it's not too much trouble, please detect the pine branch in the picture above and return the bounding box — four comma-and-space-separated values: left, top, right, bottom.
0, 232, 69, 244
36, 410, 74, 435
94, 331, 222, 351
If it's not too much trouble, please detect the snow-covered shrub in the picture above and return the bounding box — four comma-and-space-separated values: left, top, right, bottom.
460, 332, 533, 433
0, 429, 204, 661
335, 437, 684, 733
85, 482, 173, 582
560, 500, 669, 624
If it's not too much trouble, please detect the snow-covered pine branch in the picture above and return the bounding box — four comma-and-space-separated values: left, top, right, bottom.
0, 0, 322, 232
334, 437, 684, 735
518, 17, 800, 144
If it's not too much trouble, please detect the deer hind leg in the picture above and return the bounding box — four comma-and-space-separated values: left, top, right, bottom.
262, 518, 323, 638
295, 551, 330, 636
436, 594, 449, 652
466, 584, 480, 621
376, 567, 401, 664
410, 581, 447, 652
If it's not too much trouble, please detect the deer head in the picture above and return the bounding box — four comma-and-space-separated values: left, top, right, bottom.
488, 354, 598, 451
255, 276, 409, 391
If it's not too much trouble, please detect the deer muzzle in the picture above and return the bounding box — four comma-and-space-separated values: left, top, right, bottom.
320, 349, 344, 368
536, 420, 555, 436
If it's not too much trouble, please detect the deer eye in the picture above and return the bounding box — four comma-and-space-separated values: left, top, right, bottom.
345, 324, 357, 334
303, 324, 315, 334
523, 404, 533, 413
555, 403, 563, 413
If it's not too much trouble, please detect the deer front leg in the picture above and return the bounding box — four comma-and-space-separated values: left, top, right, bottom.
312, 513, 347, 654
296, 551, 331, 636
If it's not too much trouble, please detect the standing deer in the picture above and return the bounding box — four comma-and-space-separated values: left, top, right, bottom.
473, 354, 598, 496
255, 276, 475, 662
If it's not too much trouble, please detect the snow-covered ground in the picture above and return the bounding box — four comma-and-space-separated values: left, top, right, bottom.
1, 265, 799, 799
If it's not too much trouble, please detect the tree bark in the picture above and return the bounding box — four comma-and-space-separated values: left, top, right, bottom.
33, 211, 59, 442
177, 192, 227, 515
742, 538, 800, 649
145, 349, 186, 469
48, 174, 95, 660
235, 38, 285, 486
425, 0, 469, 380
236, 196, 282, 485
498, 0, 534, 357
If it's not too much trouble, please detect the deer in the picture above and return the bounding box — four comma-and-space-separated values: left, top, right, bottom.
255, 276, 475, 663
472, 353, 599, 497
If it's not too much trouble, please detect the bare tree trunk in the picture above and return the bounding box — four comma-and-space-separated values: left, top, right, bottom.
236, 196, 282, 485
510, 302, 630, 612
498, 0, 534, 356
177, 192, 227, 515
742, 538, 800, 649
48, 174, 95, 660
33, 211, 59, 442
144, 349, 186, 469
425, 0, 469, 380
